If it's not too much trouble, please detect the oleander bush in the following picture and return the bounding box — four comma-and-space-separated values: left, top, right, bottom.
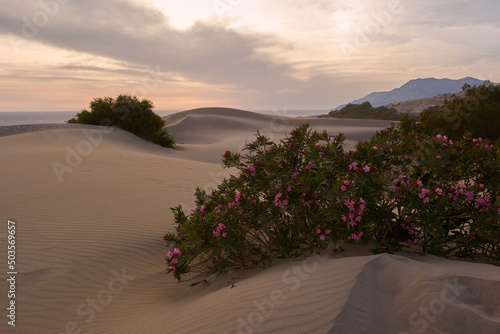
164, 123, 500, 281
68, 94, 175, 148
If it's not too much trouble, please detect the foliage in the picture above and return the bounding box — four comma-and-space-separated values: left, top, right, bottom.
328, 101, 417, 121
419, 82, 500, 141
68, 94, 175, 148
164, 123, 500, 281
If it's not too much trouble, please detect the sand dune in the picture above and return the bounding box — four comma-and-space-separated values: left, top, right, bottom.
1, 109, 499, 334
164, 107, 392, 164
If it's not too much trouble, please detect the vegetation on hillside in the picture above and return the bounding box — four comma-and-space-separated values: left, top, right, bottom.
387, 93, 456, 114
328, 101, 418, 121
418, 81, 500, 140
68, 94, 175, 148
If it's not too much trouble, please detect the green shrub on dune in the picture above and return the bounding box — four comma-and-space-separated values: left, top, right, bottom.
68, 94, 175, 148
164, 123, 500, 281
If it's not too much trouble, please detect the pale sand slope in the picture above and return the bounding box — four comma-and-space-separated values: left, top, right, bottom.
163, 107, 393, 164
0, 108, 498, 334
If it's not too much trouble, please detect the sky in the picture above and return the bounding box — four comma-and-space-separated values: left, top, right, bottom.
0, 0, 499, 112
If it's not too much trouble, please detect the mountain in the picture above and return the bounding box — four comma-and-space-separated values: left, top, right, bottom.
334, 77, 485, 110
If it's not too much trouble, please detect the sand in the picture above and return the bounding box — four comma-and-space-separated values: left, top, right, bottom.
0, 108, 499, 334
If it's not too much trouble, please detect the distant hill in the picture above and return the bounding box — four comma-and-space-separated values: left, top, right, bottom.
334, 77, 485, 110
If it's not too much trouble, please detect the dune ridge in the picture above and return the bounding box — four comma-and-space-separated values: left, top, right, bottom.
1, 109, 499, 334
163, 107, 392, 164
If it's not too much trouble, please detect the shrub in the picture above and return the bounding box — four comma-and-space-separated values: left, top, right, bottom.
164, 123, 499, 281
329, 101, 417, 121
68, 94, 174, 148
419, 82, 500, 141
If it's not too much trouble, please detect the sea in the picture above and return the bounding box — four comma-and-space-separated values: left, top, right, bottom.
0, 110, 329, 126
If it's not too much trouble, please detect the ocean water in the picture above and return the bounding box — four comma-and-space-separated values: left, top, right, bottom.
0, 110, 328, 126
253, 110, 329, 117
0, 112, 78, 126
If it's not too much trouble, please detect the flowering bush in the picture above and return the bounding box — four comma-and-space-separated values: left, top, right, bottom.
164, 123, 500, 281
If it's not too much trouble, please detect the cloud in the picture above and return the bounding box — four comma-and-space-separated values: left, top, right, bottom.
406, 0, 500, 27
0, 0, 499, 111
0, 0, 295, 92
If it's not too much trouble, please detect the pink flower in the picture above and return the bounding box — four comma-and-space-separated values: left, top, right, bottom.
316, 228, 321, 234
341, 185, 347, 192
475, 198, 490, 211
315, 142, 321, 147
325, 230, 331, 235
349, 162, 359, 171
344, 180, 350, 186
320, 235, 326, 240
435, 188, 443, 195
274, 193, 289, 209
222, 232, 227, 238
436, 156, 441, 159
292, 172, 300, 179
166, 251, 173, 259
479, 184, 485, 189
363, 166, 370, 173
419, 188, 430, 199
247, 163, 256, 176
373, 146, 378, 150
306, 160, 316, 170
213, 223, 226, 237
171, 258, 178, 264
344, 199, 356, 211
462, 189, 475, 201
348, 231, 363, 241
173, 248, 182, 256
200, 205, 206, 213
